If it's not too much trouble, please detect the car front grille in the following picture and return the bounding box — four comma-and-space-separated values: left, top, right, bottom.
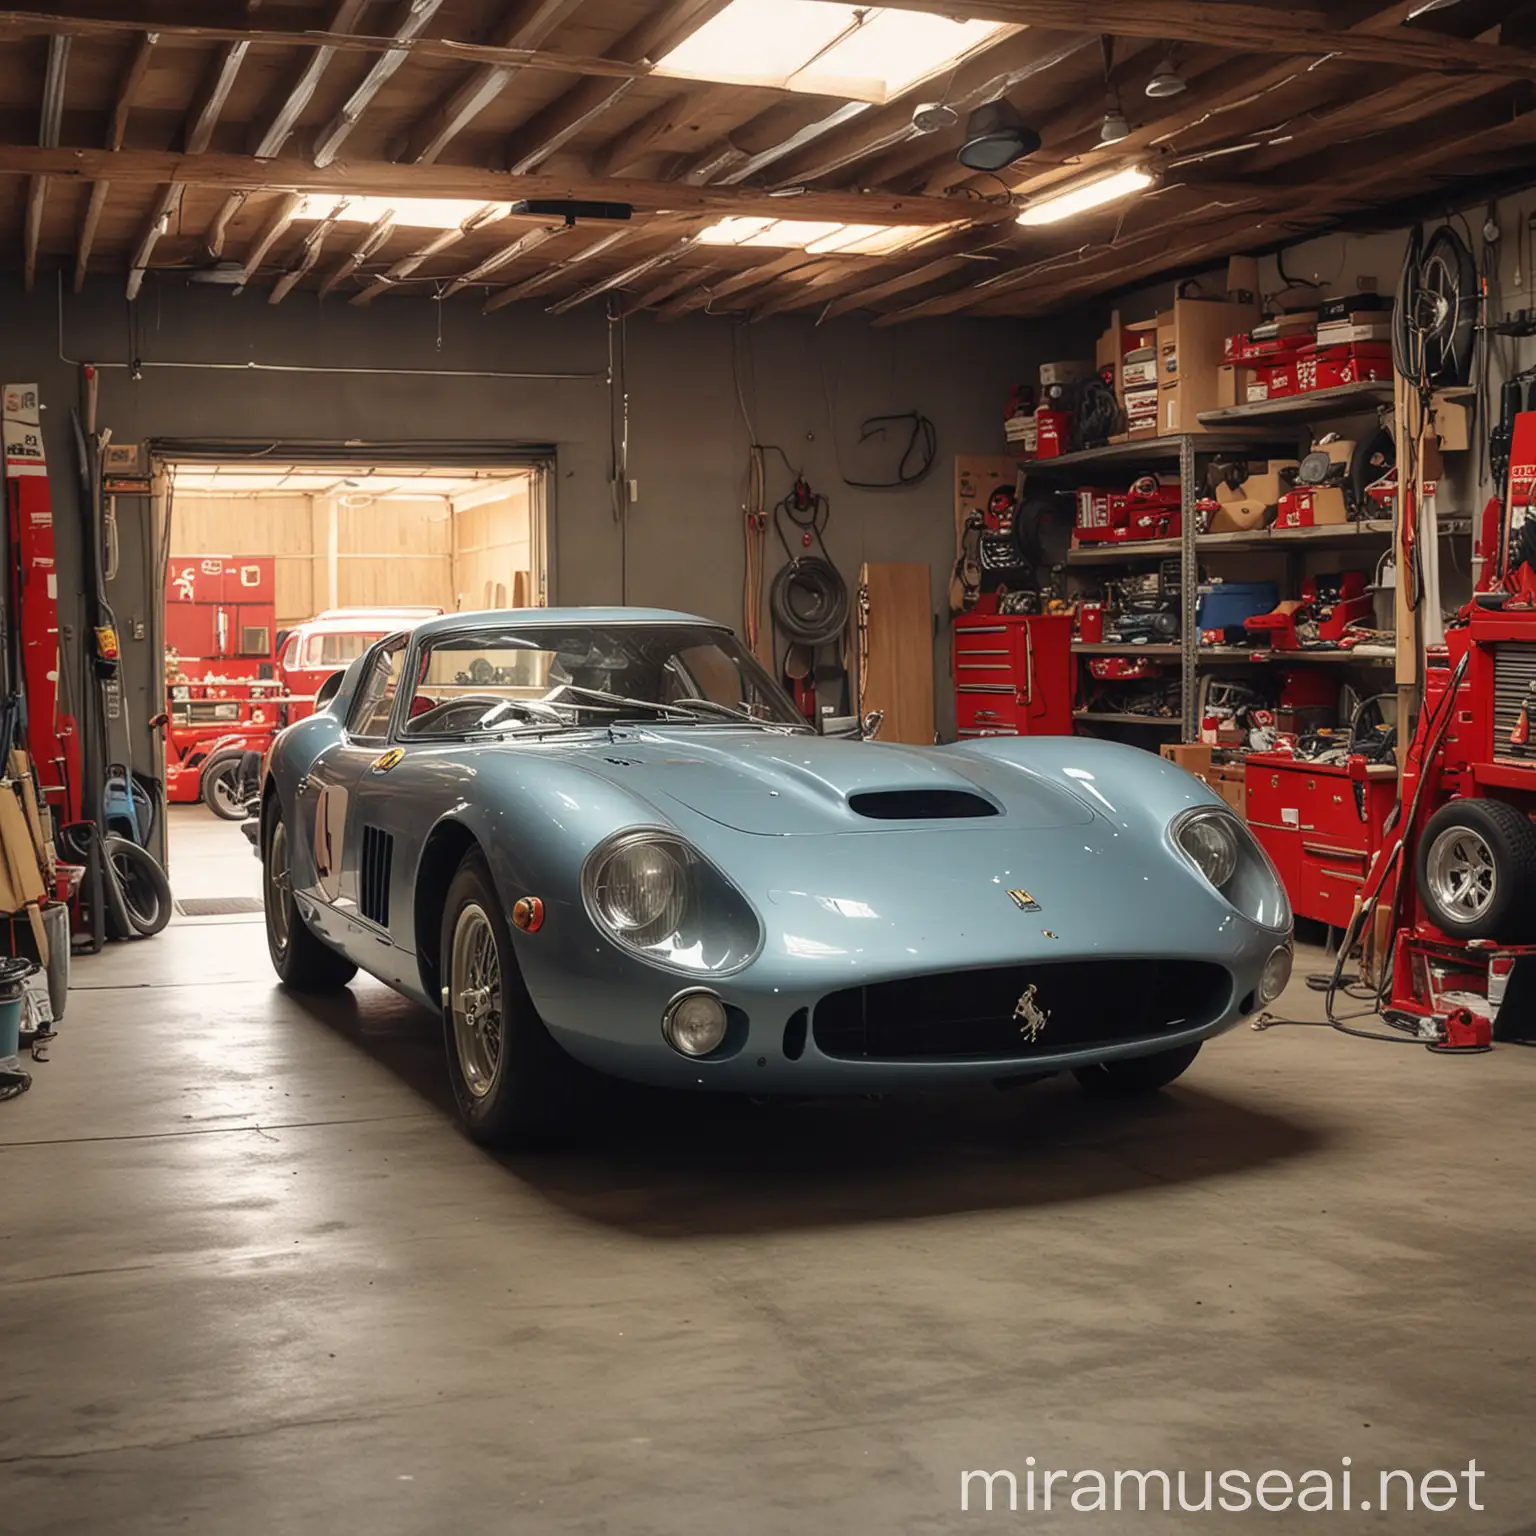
1493, 641, 1536, 763
810, 960, 1231, 1062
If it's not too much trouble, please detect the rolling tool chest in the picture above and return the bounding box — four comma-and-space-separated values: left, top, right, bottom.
953, 613, 1073, 739
1244, 753, 1397, 928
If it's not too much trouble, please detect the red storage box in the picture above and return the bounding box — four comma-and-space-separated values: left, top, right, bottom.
1296, 341, 1394, 394
1035, 409, 1071, 459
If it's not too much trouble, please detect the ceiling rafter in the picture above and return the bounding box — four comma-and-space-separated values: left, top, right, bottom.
252, 0, 370, 156
443, 224, 563, 297
483, 226, 634, 311
0, 8, 655, 84
594, 83, 741, 177
503, 0, 734, 174
313, 0, 446, 168
351, 202, 511, 304
270, 200, 347, 304
655, 249, 816, 319
235, 190, 303, 290
0, 144, 985, 225
814, 0, 1533, 75
396, 0, 586, 165
617, 259, 719, 315
546, 234, 703, 313
76, 29, 157, 291
318, 208, 396, 298
24, 31, 68, 291
185, 40, 250, 154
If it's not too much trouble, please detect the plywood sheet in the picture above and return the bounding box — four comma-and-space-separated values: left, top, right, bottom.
860, 562, 934, 747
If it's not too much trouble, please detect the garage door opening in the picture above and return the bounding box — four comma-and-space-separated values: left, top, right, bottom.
156, 457, 548, 904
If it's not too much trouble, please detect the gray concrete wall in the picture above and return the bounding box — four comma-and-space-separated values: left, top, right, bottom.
4, 274, 1055, 849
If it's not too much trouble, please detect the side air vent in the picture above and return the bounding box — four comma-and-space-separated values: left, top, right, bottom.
847, 789, 999, 821
359, 825, 393, 927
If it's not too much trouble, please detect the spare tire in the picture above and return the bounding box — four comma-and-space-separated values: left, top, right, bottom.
104, 836, 173, 939
1416, 799, 1536, 942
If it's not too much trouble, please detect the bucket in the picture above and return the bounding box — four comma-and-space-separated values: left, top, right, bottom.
0, 957, 37, 1069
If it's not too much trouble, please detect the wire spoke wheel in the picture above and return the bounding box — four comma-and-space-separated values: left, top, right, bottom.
1427, 827, 1496, 921
265, 820, 291, 958
209, 763, 244, 817
450, 903, 503, 1100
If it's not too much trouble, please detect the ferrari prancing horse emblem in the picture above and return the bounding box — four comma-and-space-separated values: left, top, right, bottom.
370, 748, 405, 774
1014, 984, 1050, 1043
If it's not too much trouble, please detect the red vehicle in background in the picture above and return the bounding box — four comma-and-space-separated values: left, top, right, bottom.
276, 607, 444, 720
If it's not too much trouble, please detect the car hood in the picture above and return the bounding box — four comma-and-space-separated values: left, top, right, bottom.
557, 730, 1095, 836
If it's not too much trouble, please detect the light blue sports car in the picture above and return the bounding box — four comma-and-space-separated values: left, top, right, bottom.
259, 608, 1294, 1145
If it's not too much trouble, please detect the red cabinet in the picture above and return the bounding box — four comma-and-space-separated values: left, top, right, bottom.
953, 615, 1073, 740
165, 555, 276, 680
1245, 753, 1397, 926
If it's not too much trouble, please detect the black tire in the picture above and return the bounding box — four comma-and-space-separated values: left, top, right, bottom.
439, 849, 583, 1147
103, 836, 172, 938
1074, 1041, 1202, 1097
201, 754, 248, 820
1416, 799, 1536, 942
262, 801, 356, 990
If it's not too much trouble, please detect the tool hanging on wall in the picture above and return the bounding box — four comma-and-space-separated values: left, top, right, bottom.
767, 476, 849, 729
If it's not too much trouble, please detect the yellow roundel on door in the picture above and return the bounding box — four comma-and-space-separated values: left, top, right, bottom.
370, 748, 405, 774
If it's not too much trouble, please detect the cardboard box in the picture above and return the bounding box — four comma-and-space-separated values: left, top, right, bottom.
1208, 763, 1247, 818
1161, 743, 1214, 779
955, 456, 1016, 551
1315, 321, 1394, 346
1275, 486, 1349, 528
1040, 360, 1096, 387
1431, 392, 1470, 453
1123, 356, 1159, 388
1217, 365, 1257, 409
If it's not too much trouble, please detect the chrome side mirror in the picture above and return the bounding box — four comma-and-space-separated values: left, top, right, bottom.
861, 710, 884, 741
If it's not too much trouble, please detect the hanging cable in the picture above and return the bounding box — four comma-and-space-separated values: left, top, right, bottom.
839, 411, 938, 489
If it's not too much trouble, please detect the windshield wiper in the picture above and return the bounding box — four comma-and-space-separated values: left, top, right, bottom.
548, 685, 696, 721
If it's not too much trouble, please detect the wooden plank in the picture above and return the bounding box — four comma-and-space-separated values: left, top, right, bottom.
545, 235, 699, 313
824, 0, 1534, 75
350, 203, 510, 304
312, 0, 446, 167
236, 190, 302, 287
443, 223, 562, 296
317, 208, 394, 298
858, 563, 934, 747
185, 40, 249, 154
126, 182, 181, 300
0, 144, 986, 225
251, 0, 370, 157
397, 0, 586, 165
595, 85, 743, 177
73, 176, 108, 291
503, 0, 733, 173
483, 226, 633, 311
108, 30, 157, 151
0, 9, 656, 84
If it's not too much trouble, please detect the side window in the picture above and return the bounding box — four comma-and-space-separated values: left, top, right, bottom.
346, 640, 404, 740
280, 633, 300, 669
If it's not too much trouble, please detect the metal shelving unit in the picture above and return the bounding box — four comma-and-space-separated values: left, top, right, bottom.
1073, 711, 1181, 727
1072, 642, 1181, 657
1196, 381, 1394, 427
1197, 647, 1396, 667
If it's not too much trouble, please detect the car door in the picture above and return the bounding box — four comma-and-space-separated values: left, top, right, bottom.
295, 635, 408, 973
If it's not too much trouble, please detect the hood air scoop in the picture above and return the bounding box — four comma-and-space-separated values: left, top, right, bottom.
847, 789, 998, 820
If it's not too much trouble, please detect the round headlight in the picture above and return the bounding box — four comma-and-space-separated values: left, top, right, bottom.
598, 840, 685, 936
663, 990, 728, 1057
1259, 944, 1293, 1005
1177, 809, 1240, 891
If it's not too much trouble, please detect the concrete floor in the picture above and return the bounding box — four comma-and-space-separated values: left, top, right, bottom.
2, 808, 1533, 1534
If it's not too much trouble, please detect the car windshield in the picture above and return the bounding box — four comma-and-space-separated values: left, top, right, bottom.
306, 631, 386, 669
400, 623, 806, 737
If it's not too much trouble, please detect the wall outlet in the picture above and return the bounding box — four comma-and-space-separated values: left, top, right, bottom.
1356, 276, 1379, 292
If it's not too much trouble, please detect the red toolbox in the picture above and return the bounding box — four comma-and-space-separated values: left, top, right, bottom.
954, 614, 1073, 740
1296, 342, 1393, 394
1244, 753, 1397, 927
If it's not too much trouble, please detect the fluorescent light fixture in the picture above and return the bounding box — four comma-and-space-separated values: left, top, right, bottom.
655, 0, 1010, 104
297, 195, 513, 229
697, 217, 939, 254
1016, 167, 1154, 227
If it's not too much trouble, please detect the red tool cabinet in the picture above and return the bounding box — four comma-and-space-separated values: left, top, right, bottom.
953, 614, 1073, 740
1244, 753, 1397, 927
165, 555, 276, 681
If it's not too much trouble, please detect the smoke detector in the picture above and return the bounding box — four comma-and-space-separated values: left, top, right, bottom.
911, 101, 959, 134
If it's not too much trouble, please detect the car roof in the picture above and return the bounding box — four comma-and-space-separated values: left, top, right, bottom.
411, 607, 726, 641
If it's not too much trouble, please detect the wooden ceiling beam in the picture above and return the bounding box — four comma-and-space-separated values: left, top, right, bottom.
313, 0, 446, 168
251, 0, 369, 157
593, 84, 741, 178
125, 182, 180, 300
0, 8, 654, 85
351, 202, 510, 304
184, 39, 249, 154
762, 30, 1094, 188
25, 31, 68, 291
397, 0, 585, 165
654, 249, 815, 318
820, 0, 1534, 76
815, 252, 997, 321
546, 234, 701, 313
504, 0, 733, 173
73, 178, 107, 292
443, 223, 562, 296
616, 259, 718, 315
270, 201, 347, 304
318, 208, 395, 298
483, 226, 633, 311
236, 190, 303, 290
108, 30, 156, 151
0, 144, 987, 225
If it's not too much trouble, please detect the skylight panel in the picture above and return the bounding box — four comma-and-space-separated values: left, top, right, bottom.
655, 0, 1013, 104
297, 196, 513, 230
696, 218, 938, 255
